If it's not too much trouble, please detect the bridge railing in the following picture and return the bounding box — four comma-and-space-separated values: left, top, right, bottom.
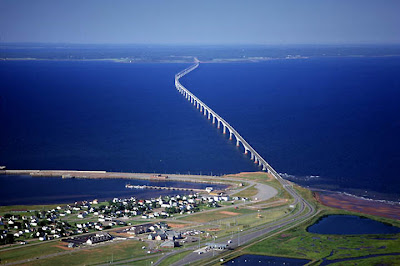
175, 62, 283, 180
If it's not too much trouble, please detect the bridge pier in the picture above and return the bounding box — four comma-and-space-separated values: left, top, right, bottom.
175, 62, 280, 175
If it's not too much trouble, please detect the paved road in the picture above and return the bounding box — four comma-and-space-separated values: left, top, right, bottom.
168, 176, 316, 266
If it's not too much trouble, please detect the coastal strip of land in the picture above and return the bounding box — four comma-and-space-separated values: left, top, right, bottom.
0, 169, 225, 183
315, 191, 400, 220
2, 169, 399, 221
0, 169, 278, 203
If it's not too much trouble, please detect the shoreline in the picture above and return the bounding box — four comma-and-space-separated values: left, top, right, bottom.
314, 190, 400, 220
1, 54, 400, 64
0, 169, 228, 185
3, 169, 400, 221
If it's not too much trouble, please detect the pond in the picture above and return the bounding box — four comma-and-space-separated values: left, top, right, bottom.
224, 254, 310, 265
307, 215, 400, 235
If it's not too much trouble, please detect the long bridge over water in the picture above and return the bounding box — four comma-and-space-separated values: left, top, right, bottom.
175, 61, 282, 179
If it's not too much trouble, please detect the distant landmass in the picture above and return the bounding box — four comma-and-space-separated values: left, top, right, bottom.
1, 43, 400, 62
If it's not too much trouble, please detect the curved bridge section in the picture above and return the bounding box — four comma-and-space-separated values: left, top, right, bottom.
175, 62, 282, 178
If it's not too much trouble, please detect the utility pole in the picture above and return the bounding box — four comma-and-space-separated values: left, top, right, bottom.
212, 235, 215, 257
238, 228, 240, 246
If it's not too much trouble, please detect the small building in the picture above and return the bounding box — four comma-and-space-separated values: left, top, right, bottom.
165, 230, 181, 240
63, 232, 113, 247
129, 223, 153, 235
86, 233, 113, 245
155, 233, 166, 241
206, 242, 227, 250
160, 240, 178, 248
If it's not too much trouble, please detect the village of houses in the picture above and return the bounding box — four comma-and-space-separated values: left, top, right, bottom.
0, 188, 245, 251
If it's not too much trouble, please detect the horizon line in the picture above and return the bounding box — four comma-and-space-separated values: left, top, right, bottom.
1, 42, 400, 47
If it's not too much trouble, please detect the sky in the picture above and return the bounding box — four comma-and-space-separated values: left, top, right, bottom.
0, 0, 399, 45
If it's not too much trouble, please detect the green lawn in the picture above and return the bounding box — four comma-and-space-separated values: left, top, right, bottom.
0, 204, 66, 215
232, 185, 258, 198
159, 250, 193, 266
244, 214, 400, 265
0, 241, 66, 264
25, 240, 149, 266
178, 207, 256, 223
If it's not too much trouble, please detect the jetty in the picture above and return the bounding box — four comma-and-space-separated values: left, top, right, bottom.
125, 184, 205, 193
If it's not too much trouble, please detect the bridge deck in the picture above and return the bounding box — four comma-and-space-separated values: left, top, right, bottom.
175, 62, 282, 179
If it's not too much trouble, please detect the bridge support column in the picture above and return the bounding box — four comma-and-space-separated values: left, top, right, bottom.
259, 161, 262, 167
236, 139, 240, 147
251, 153, 254, 160
200, 105, 203, 112
229, 132, 233, 140
204, 108, 207, 116
245, 149, 248, 155
254, 157, 258, 164
262, 165, 267, 171
223, 126, 226, 134
197, 103, 199, 109
208, 112, 211, 120
212, 116, 215, 124
217, 120, 220, 128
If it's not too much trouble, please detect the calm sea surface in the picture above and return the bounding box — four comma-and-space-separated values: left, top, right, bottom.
0, 175, 227, 205
181, 57, 400, 201
1, 58, 399, 201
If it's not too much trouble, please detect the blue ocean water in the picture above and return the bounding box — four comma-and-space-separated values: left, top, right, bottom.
180, 57, 400, 200
0, 175, 227, 205
1, 58, 399, 201
0, 61, 258, 175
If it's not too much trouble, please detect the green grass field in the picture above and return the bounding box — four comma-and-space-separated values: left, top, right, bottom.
244, 211, 400, 265
0, 204, 66, 214
22, 239, 149, 266
178, 207, 256, 223
0, 241, 67, 264
232, 185, 258, 198
158, 250, 193, 266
